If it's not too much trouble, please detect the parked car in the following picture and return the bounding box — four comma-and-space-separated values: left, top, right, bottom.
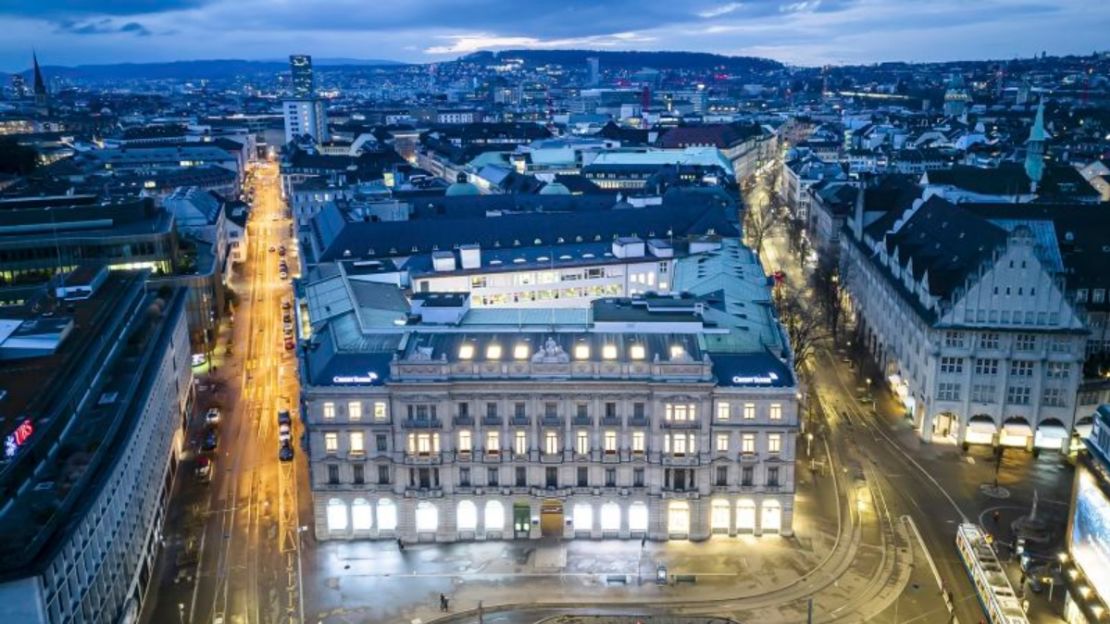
282, 313, 292, 323
284, 338, 295, 350
204, 407, 221, 424
268, 245, 276, 252
279, 271, 288, 280
278, 246, 286, 256
195, 456, 214, 482
277, 410, 292, 426
279, 442, 294, 462
201, 427, 219, 451
281, 299, 291, 311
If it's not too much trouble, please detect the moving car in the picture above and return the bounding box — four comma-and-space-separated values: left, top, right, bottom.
279, 441, 294, 462
201, 427, 219, 451
204, 407, 221, 424
195, 456, 214, 482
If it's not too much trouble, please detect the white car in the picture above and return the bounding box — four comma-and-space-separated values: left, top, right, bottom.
204, 407, 220, 424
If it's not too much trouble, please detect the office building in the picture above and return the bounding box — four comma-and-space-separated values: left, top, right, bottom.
283, 99, 329, 146
299, 236, 799, 543
1063, 405, 1110, 623
0, 271, 193, 623
290, 54, 315, 98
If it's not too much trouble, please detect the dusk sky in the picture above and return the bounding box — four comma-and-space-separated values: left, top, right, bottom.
0, 0, 1107, 72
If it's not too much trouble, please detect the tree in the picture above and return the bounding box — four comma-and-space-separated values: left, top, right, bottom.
0, 138, 39, 175
776, 288, 827, 374
810, 252, 846, 343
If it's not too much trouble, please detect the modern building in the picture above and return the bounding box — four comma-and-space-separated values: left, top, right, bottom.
840, 195, 1088, 450
299, 237, 799, 543
290, 54, 315, 98
0, 271, 193, 624
283, 99, 329, 147
1062, 405, 1110, 623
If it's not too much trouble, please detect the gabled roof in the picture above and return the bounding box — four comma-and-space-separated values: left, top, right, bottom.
883, 195, 1008, 300
925, 164, 1031, 197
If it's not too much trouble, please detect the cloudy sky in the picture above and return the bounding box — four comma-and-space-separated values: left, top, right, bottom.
0, 0, 1106, 71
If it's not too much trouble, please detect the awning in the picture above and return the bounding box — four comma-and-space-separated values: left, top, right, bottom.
1035, 423, 1069, 440
1074, 423, 1094, 439
1002, 423, 1033, 437
967, 419, 998, 434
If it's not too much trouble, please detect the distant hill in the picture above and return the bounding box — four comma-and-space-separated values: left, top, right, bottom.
10, 58, 403, 82
461, 49, 784, 73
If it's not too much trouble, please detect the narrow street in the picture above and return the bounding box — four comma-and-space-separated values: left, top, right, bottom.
142, 162, 307, 624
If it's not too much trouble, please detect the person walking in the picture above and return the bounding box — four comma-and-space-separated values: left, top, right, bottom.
439, 594, 448, 612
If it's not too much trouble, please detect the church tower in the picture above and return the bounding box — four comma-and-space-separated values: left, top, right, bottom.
1024, 100, 1046, 192
32, 51, 48, 110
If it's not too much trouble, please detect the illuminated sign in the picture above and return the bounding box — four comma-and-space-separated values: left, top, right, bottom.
1072, 468, 1110, 601
332, 372, 379, 385
731, 372, 779, 385
4, 419, 33, 459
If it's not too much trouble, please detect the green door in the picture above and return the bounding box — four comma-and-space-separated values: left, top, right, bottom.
513, 503, 531, 537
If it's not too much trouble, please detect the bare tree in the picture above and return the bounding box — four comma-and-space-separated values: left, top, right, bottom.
776, 287, 827, 374
810, 252, 843, 343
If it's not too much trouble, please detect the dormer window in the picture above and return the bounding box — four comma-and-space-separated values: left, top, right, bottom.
602, 344, 618, 360
514, 344, 530, 360
459, 344, 475, 359
486, 344, 502, 360
630, 345, 646, 360
574, 344, 590, 360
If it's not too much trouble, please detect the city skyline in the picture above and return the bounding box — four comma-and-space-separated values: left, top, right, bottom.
0, 0, 1107, 72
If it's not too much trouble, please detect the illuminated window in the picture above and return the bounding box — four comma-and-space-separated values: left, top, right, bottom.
326, 498, 347, 532
514, 430, 527, 455
324, 432, 338, 454
485, 500, 505, 530
459, 344, 475, 359
632, 431, 645, 453
545, 431, 559, 455
486, 431, 500, 453
604, 430, 617, 452
348, 401, 362, 421
743, 403, 755, 419
514, 344, 530, 359
716, 433, 729, 452
602, 344, 618, 360
574, 344, 590, 360
664, 404, 696, 421
576, 430, 589, 454
670, 345, 686, 359
458, 430, 472, 452
323, 402, 336, 419
768, 433, 782, 454
630, 344, 646, 360
716, 403, 730, 420
741, 433, 755, 454
769, 403, 782, 420
373, 401, 387, 421
377, 499, 397, 530
486, 344, 502, 360
457, 500, 478, 531
350, 431, 364, 453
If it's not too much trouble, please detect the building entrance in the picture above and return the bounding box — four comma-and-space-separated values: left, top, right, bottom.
513, 503, 531, 538
540, 499, 564, 537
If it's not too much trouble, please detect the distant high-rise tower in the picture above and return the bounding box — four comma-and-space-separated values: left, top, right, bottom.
587, 57, 600, 86
1024, 100, 1046, 191
32, 51, 48, 108
289, 54, 314, 98
943, 73, 969, 119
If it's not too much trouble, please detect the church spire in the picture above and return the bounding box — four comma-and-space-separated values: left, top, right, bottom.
32, 50, 48, 108
1024, 99, 1046, 191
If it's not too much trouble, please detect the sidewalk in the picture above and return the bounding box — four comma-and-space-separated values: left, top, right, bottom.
303, 454, 845, 624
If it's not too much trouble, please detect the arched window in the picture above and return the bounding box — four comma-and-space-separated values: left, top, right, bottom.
600, 502, 621, 531
484, 500, 505, 531
736, 499, 757, 532
628, 502, 648, 532
457, 500, 478, 531
416, 501, 438, 532
667, 501, 690, 534
327, 498, 348, 532
378, 498, 398, 531
572, 503, 593, 532
711, 499, 731, 532
762, 499, 782, 533
352, 498, 373, 531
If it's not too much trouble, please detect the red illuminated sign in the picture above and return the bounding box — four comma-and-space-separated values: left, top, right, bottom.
4, 419, 33, 458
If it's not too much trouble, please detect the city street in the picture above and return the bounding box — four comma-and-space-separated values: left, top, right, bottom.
755, 163, 1074, 624
141, 162, 307, 624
